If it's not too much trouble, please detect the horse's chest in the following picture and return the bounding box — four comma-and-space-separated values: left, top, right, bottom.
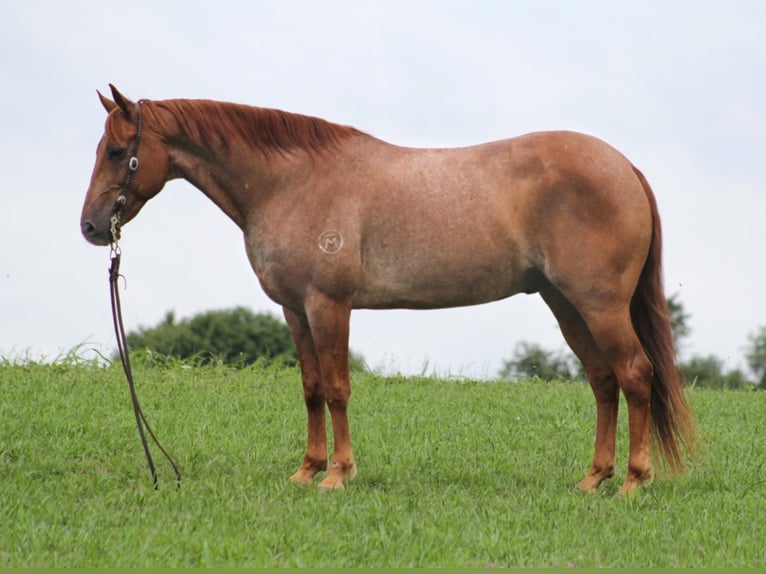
244, 229, 360, 307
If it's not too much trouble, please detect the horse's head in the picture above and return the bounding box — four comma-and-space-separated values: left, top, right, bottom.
80, 85, 169, 246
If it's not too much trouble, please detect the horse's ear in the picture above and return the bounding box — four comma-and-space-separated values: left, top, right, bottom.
108, 84, 135, 118
98, 90, 118, 114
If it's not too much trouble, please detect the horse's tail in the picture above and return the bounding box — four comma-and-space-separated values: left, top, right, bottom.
630, 166, 697, 473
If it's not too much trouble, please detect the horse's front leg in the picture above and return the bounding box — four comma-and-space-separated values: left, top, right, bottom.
303, 293, 356, 491
284, 308, 328, 487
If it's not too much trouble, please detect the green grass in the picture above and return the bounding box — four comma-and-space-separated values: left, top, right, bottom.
1, 360, 764, 567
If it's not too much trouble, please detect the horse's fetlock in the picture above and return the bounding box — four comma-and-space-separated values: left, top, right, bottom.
627, 463, 654, 483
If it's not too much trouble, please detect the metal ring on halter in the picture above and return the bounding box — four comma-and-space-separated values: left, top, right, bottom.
129, 156, 139, 171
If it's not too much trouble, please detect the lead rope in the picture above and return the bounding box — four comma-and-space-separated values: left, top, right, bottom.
107, 99, 180, 489
109, 246, 181, 489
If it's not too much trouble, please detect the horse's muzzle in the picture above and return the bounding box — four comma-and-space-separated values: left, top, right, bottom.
81, 218, 111, 246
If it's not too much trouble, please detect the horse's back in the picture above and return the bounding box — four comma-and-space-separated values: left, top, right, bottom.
347, 131, 651, 309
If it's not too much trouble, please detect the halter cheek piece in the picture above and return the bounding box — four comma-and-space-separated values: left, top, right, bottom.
109, 101, 144, 245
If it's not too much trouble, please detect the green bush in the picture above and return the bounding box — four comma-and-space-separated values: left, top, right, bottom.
681, 354, 751, 390
125, 307, 297, 367
123, 307, 367, 371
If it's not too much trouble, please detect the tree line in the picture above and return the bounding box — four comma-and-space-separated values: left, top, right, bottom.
123, 307, 366, 372
124, 297, 765, 389
499, 295, 766, 390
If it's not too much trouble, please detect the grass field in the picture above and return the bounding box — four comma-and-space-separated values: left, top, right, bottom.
1, 359, 764, 567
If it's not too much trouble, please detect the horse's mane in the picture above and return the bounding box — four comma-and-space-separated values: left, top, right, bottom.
151, 99, 364, 156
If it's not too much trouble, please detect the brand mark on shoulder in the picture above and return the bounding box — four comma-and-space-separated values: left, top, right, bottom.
318, 230, 344, 254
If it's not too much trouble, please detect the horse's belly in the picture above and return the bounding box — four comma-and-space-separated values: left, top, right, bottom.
354, 256, 525, 310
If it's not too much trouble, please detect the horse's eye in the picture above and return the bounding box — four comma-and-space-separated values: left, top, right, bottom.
107, 146, 127, 161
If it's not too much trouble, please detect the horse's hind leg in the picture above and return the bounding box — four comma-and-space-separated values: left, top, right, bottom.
283, 307, 329, 487
540, 285, 619, 491
580, 308, 655, 494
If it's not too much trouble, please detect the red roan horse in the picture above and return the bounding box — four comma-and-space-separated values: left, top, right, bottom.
81, 85, 696, 494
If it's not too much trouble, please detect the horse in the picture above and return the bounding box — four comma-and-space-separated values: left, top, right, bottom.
81, 85, 696, 494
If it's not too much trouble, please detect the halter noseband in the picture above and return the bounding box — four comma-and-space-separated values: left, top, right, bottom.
109, 101, 144, 246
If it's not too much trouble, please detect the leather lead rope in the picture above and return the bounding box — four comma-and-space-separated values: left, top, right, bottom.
109, 248, 181, 489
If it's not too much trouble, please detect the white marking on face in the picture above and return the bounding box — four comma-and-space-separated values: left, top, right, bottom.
318, 230, 344, 254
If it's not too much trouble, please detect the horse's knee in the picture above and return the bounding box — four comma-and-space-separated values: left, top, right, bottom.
321, 371, 351, 406
326, 390, 350, 412
299, 374, 324, 404
304, 390, 325, 410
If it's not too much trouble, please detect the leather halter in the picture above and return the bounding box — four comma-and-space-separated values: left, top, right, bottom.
109, 101, 144, 246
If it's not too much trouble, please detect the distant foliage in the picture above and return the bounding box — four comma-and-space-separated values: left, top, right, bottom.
745, 326, 766, 389
125, 307, 297, 367
499, 296, 763, 390
498, 341, 583, 382
124, 306, 368, 371
680, 354, 750, 390
667, 293, 691, 353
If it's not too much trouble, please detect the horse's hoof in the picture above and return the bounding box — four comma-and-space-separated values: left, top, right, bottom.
288, 469, 315, 489
575, 478, 599, 493
575, 468, 613, 492
619, 468, 654, 495
317, 462, 357, 492
317, 475, 346, 492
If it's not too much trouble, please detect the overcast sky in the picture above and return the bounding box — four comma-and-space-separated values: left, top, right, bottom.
2, 1, 764, 378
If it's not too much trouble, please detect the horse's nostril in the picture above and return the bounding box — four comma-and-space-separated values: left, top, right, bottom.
82, 220, 97, 238
81, 219, 110, 245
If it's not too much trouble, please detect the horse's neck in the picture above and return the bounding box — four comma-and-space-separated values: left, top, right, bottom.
153, 99, 377, 229
166, 134, 308, 230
